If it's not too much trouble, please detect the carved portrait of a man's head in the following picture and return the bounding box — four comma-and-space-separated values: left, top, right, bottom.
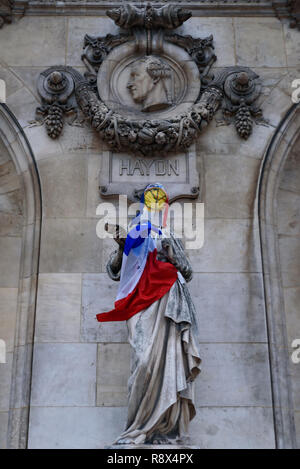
127, 56, 172, 112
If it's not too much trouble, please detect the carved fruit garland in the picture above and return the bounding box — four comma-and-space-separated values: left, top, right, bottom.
75, 81, 222, 156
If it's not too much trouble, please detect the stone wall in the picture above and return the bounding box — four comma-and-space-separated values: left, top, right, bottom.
0, 10, 299, 448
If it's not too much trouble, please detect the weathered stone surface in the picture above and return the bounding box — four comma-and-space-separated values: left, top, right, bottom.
189, 407, 275, 449
23, 125, 64, 162
6, 86, 38, 129
55, 121, 102, 154
21, 167, 41, 226
81, 273, 127, 343
197, 119, 275, 161
0, 139, 10, 167
278, 236, 300, 288
189, 273, 266, 343
35, 274, 82, 343
86, 153, 102, 218
277, 189, 300, 237
0, 160, 20, 195
0, 17, 66, 67
28, 406, 127, 449
18, 276, 37, 347
177, 17, 235, 67
6, 67, 46, 98
257, 72, 294, 128
279, 144, 300, 195
203, 153, 260, 219
0, 189, 24, 214
195, 344, 272, 407
0, 237, 22, 287
108, 444, 199, 449
8, 343, 33, 412
0, 184, 23, 235
0, 65, 23, 100
31, 343, 97, 407
235, 18, 286, 68
0, 288, 18, 352
97, 343, 130, 407
38, 154, 87, 218
66, 17, 119, 67
283, 22, 300, 68
21, 222, 41, 279
0, 352, 13, 412
0, 412, 8, 449
0, 213, 23, 237
295, 412, 300, 449
283, 287, 300, 346
39, 218, 102, 273
187, 219, 261, 274
289, 359, 300, 411
27, 405, 275, 449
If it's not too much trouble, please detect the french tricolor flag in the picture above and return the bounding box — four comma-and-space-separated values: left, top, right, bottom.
96, 222, 178, 322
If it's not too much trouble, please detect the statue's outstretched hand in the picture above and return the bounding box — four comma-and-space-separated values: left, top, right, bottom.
105, 222, 126, 249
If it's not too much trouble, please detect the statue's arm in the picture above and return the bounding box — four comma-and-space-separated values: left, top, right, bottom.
104, 223, 126, 281
106, 246, 123, 281
161, 236, 193, 282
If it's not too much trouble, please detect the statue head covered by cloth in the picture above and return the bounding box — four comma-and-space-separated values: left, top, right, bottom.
127, 56, 172, 112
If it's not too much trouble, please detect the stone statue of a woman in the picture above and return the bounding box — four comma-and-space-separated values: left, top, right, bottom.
97, 184, 201, 446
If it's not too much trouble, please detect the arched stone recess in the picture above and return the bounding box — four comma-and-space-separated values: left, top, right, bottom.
0, 103, 42, 449
258, 103, 300, 449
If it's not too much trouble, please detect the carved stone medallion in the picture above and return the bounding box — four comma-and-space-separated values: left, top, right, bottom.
97, 35, 201, 121
34, 2, 267, 204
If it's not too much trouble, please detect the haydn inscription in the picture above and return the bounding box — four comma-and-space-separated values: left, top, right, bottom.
99, 146, 199, 202
119, 159, 179, 177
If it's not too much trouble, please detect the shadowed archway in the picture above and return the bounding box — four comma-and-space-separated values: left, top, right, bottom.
258, 103, 300, 449
0, 103, 42, 448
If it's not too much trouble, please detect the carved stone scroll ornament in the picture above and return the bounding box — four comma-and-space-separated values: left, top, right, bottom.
106, 3, 192, 30
82, 31, 133, 92
0, 0, 13, 28
164, 32, 217, 85
273, 0, 300, 31
288, 0, 300, 30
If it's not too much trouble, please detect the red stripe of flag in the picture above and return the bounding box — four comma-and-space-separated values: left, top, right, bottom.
96, 249, 178, 322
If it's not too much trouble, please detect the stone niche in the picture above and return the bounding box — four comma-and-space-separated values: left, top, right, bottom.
0, 0, 300, 451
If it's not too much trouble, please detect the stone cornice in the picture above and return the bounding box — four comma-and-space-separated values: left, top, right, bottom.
5, 1, 299, 30
0, 0, 13, 27
11, 1, 279, 18
273, 1, 300, 30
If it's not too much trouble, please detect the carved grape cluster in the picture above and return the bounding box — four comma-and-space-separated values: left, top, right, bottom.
45, 104, 64, 139
235, 102, 253, 140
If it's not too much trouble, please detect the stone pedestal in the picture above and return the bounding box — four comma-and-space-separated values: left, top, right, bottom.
106, 444, 200, 449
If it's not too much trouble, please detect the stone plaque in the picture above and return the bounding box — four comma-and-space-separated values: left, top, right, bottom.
99, 144, 200, 202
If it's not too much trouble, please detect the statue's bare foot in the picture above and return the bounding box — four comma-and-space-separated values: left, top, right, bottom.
151, 435, 172, 445
115, 438, 135, 445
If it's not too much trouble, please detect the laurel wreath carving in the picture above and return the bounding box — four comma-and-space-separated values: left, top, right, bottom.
75, 80, 223, 156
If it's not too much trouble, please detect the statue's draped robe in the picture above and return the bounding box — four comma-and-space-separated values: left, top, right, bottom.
107, 234, 201, 445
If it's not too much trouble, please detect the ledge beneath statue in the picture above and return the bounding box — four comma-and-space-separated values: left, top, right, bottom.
106, 444, 200, 449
